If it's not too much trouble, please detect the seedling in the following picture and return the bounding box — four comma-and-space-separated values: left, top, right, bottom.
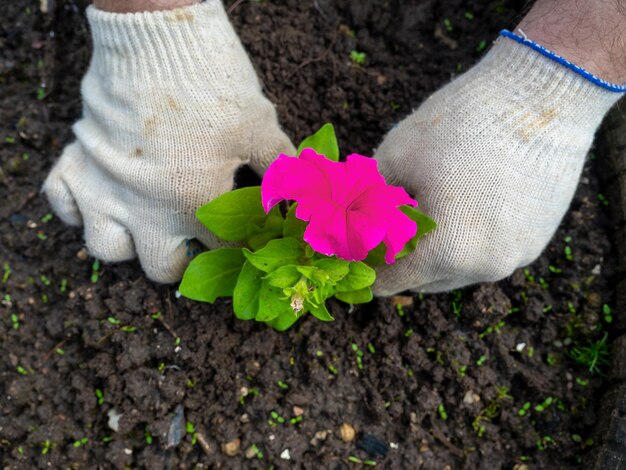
95, 388, 104, 406
91, 260, 101, 283
186, 421, 197, 445
350, 50, 367, 65
476, 355, 487, 366
569, 333, 610, 374
476, 40, 487, 52
517, 402, 531, 417
479, 320, 506, 339
597, 194, 609, 206
277, 380, 289, 390
603, 304, 613, 323
10, 313, 19, 330
534, 397, 554, 412
145, 428, 153, 445
464, 12, 474, 20
348, 456, 377, 466
2, 263, 11, 283
443, 18, 453, 31
451, 290, 463, 318
73, 437, 88, 448
437, 404, 448, 420
351, 343, 365, 369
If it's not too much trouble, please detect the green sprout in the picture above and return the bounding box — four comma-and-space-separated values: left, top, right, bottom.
464, 12, 474, 20
535, 397, 554, 412
73, 437, 88, 448
569, 333, 610, 374
438, 404, 448, 420
603, 304, 613, 323
145, 428, 153, 445
395, 303, 405, 317
186, 421, 197, 445
95, 388, 104, 406
597, 194, 609, 206
277, 380, 289, 390
2, 263, 11, 283
443, 18, 453, 31
10, 313, 19, 330
351, 343, 364, 369
91, 260, 101, 283
476, 40, 487, 52
518, 402, 531, 417
476, 355, 487, 366
350, 50, 367, 65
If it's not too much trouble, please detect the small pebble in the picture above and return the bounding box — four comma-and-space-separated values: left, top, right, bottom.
221, 438, 240, 457
310, 430, 329, 446
391, 295, 413, 307
390, 442, 399, 449
516, 342, 526, 352
280, 449, 291, 460
340, 423, 356, 442
463, 390, 480, 405
293, 406, 304, 417
76, 248, 89, 260
269, 434, 275, 441
592, 264, 601, 275
107, 408, 123, 432
513, 465, 529, 470
240, 414, 250, 424
420, 444, 430, 453
244, 445, 258, 459
124, 448, 132, 455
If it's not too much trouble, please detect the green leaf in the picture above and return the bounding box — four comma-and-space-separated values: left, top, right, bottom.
257, 281, 294, 322
196, 186, 265, 241
308, 302, 334, 321
336, 262, 376, 293
243, 238, 305, 273
364, 242, 386, 266
336, 287, 373, 304
179, 249, 245, 303
313, 258, 351, 282
296, 123, 340, 162
233, 261, 263, 320
396, 206, 437, 259
268, 309, 304, 332
264, 265, 301, 289
283, 203, 307, 239
246, 205, 284, 251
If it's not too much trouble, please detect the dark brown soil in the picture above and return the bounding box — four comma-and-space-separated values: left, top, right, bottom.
0, 0, 620, 469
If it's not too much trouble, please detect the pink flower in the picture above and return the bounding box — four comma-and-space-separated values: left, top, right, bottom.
262, 149, 418, 263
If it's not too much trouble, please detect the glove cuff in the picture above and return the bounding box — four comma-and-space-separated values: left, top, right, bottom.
474, 33, 625, 129
86, 1, 247, 84
500, 29, 626, 93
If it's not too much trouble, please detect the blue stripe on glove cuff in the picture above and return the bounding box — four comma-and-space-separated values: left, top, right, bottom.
500, 29, 626, 93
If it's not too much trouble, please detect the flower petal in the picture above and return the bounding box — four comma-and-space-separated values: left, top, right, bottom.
261, 152, 332, 214
382, 207, 418, 263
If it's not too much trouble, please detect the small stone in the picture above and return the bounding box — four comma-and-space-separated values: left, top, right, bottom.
340, 423, 356, 442
107, 408, 123, 432
419, 444, 430, 453
239, 414, 250, 424
293, 406, 304, 417
463, 390, 480, 405
269, 434, 275, 440
124, 448, 133, 455
592, 264, 602, 275
390, 442, 399, 449
516, 342, 526, 352
409, 412, 418, 424
27, 220, 38, 229
513, 465, 529, 470
391, 295, 413, 307
310, 430, 329, 446
76, 248, 89, 261
280, 449, 291, 460
245, 446, 258, 459
221, 438, 240, 457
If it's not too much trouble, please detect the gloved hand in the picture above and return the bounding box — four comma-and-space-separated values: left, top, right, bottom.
43, 1, 294, 283
374, 33, 624, 295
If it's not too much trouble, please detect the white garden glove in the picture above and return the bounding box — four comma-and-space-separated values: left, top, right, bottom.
43, 1, 294, 283
374, 32, 624, 295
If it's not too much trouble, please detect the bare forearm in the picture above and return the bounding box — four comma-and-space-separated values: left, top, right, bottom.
518, 0, 626, 83
93, 0, 200, 13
